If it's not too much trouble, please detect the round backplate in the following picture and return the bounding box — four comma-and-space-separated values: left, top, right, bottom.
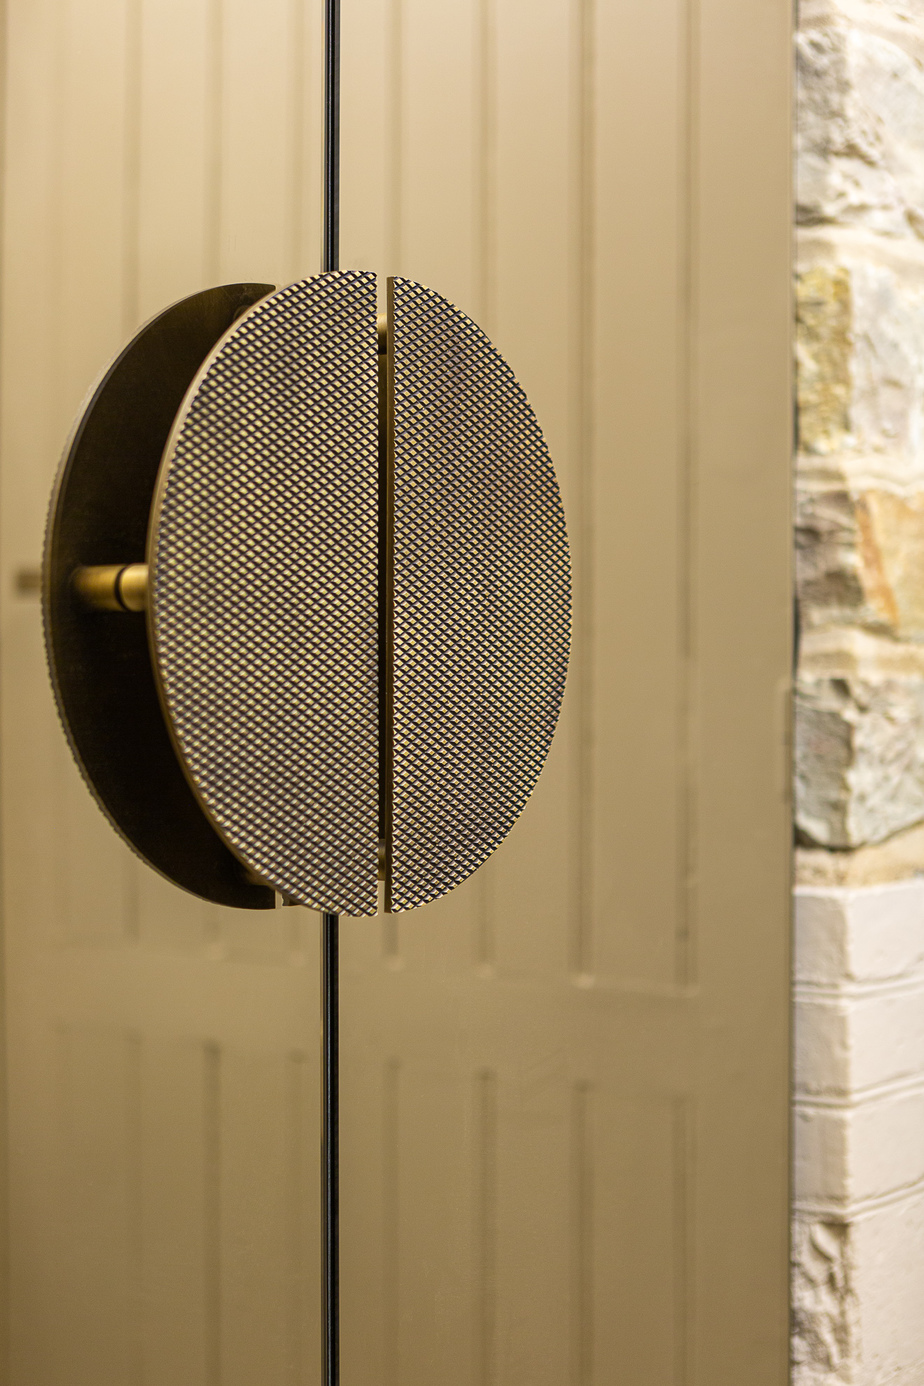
43, 283, 276, 910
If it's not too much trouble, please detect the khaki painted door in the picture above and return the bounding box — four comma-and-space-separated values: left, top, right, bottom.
0, 1, 793, 1383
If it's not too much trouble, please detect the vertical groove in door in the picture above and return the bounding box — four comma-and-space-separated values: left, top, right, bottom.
285, 1051, 308, 1386
48, 0, 67, 432
0, 9, 9, 1372
122, 852, 140, 941
672, 1099, 692, 1386
571, 0, 596, 979
203, 1042, 222, 1386
475, 0, 496, 334
204, 0, 224, 283
126, 1031, 144, 1386
383, 1058, 401, 1386
474, 1069, 498, 1386
121, 0, 142, 334
386, 0, 403, 272
382, 913, 400, 961
287, 0, 308, 279
676, 0, 698, 990
571, 1082, 594, 1386
474, 866, 495, 971
474, 0, 498, 977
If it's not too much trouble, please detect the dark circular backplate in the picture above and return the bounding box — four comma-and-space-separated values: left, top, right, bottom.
43, 284, 276, 910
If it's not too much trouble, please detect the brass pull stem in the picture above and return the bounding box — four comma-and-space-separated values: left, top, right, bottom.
73, 563, 148, 613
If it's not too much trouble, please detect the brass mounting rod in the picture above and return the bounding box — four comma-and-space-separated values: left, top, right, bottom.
73, 563, 148, 613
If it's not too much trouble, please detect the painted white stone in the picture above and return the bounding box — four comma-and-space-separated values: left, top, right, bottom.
795, 995, 852, 1096
796, 1088, 924, 1206
792, 1216, 858, 1386
794, 881, 924, 1380
795, 879, 924, 983
795, 1104, 851, 1207
797, 984, 924, 1095
794, 1196, 924, 1386
847, 985, 924, 1088
852, 1192, 924, 1385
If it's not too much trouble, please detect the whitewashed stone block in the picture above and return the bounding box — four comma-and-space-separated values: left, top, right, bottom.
795, 880, 924, 983
794, 880, 924, 1383
792, 1217, 858, 1386
852, 1194, 924, 1384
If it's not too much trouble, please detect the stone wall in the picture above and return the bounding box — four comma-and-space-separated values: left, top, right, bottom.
795, 2, 924, 1380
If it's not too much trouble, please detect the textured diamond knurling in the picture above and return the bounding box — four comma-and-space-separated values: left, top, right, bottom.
390, 278, 571, 912
149, 272, 379, 915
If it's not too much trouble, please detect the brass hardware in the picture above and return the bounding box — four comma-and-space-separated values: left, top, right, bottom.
386, 276, 570, 912
73, 563, 148, 612
148, 272, 380, 916
44, 274, 569, 916
43, 282, 276, 911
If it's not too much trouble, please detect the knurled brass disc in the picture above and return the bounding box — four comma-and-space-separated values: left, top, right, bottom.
149, 272, 380, 916
387, 277, 571, 912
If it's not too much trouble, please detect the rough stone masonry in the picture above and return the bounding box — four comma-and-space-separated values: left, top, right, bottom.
795, 1, 924, 1381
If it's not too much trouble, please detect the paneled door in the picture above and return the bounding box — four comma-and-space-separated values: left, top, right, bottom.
0, 1, 793, 1383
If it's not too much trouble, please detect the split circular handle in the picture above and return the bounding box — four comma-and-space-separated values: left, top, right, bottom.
44, 273, 571, 916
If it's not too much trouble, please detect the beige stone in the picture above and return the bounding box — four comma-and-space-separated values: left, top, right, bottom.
797, 266, 853, 456
799, 625, 924, 680
860, 489, 924, 636
797, 821, 924, 885
797, 23, 924, 238
795, 252, 924, 488
796, 674, 924, 846
797, 485, 924, 640
796, 485, 881, 631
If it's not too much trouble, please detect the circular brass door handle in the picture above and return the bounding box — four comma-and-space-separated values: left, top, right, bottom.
44, 273, 571, 916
